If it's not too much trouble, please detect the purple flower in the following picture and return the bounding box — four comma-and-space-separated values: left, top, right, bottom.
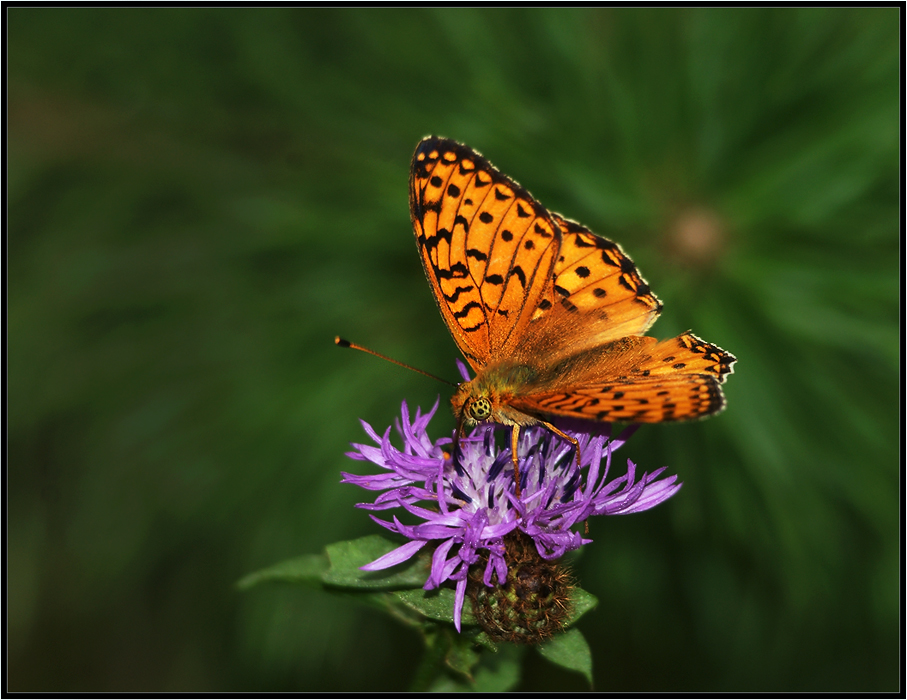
341, 400, 682, 632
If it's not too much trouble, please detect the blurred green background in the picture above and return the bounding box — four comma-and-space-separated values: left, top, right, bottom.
8, 7, 899, 692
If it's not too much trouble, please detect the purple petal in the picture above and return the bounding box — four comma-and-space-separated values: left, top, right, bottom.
619, 476, 683, 513
357, 418, 384, 445
426, 537, 457, 588
361, 539, 427, 571
453, 574, 468, 632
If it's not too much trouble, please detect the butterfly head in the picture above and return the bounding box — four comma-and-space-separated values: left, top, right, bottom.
451, 363, 539, 429
452, 381, 496, 427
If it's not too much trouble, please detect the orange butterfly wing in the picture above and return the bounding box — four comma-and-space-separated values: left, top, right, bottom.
410, 137, 560, 369
515, 214, 664, 362
511, 332, 736, 423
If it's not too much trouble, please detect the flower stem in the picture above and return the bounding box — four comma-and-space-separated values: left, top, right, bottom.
408, 629, 446, 692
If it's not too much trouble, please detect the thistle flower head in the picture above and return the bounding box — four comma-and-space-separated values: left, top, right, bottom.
341, 399, 681, 632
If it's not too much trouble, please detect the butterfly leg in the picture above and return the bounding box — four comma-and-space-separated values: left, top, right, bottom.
510, 426, 523, 499
539, 420, 582, 466
452, 423, 465, 468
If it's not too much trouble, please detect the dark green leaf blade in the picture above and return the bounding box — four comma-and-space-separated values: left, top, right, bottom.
236, 554, 329, 590
538, 627, 594, 687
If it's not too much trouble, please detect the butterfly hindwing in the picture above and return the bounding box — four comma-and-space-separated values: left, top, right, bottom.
410, 137, 560, 367
512, 333, 736, 423
631, 332, 735, 381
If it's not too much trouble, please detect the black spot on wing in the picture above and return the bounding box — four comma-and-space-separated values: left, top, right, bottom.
454, 301, 482, 320
422, 227, 452, 251
421, 200, 441, 215
444, 285, 474, 302
437, 262, 469, 279
467, 248, 487, 261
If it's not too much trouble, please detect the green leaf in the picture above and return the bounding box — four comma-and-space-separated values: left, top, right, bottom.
237, 535, 431, 592
566, 587, 598, 625
428, 644, 525, 692
468, 644, 525, 692
393, 587, 456, 623
443, 632, 481, 678
322, 535, 430, 589
538, 627, 594, 687
391, 586, 479, 627
236, 553, 329, 590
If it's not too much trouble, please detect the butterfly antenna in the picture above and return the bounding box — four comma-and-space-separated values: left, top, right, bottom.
334, 337, 458, 387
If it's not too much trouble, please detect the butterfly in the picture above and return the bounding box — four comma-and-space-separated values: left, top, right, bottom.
409, 136, 735, 493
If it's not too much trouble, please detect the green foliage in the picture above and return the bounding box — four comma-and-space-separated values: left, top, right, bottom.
538, 629, 594, 688
8, 7, 898, 692
239, 535, 598, 689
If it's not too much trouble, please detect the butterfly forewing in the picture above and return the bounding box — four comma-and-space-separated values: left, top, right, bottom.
410, 138, 560, 368
549, 215, 662, 335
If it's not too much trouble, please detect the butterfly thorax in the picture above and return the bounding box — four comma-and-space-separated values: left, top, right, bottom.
452, 362, 542, 428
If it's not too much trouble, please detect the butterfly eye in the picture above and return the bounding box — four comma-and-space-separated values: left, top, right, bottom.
467, 397, 493, 422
